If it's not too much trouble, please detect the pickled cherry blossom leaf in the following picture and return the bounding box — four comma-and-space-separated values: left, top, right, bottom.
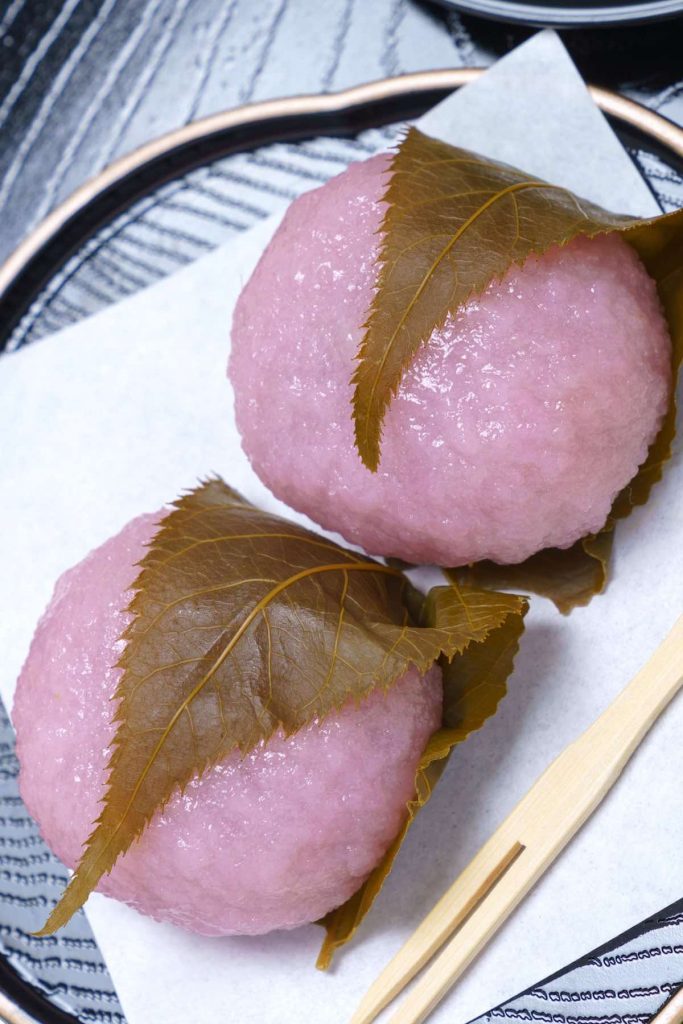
437, 592, 528, 741
353, 126, 683, 472
317, 583, 528, 968
355, 128, 683, 607
447, 530, 614, 616
39, 479, 527, 935
353, 127, 647, 472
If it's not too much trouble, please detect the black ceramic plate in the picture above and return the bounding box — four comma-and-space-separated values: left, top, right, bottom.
427, 0, 683, 27
0, 71, 682, 1024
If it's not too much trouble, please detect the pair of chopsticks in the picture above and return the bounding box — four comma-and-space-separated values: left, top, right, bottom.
351, 615, 683, 1024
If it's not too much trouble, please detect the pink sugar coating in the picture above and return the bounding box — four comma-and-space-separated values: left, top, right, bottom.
229, 153, 672, 566
13, 514, 443, 936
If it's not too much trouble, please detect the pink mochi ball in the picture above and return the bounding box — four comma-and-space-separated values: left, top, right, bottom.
230, 153, 672, 566
13, 514, 443, 936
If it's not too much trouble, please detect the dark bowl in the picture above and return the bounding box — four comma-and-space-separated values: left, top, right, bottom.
427, 0, 683, 27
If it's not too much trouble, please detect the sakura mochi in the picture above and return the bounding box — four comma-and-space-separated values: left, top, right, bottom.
13, 514, 442, 936
230, 154, 672, 566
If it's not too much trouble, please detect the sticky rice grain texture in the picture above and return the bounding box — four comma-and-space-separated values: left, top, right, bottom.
230, 153, 672, 566
13, 514, 443, 936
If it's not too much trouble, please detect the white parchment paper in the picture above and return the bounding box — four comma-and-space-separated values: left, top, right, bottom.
0, 30, 680, 1024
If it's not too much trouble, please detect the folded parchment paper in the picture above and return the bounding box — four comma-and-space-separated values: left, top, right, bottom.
0, 29, 679, 1024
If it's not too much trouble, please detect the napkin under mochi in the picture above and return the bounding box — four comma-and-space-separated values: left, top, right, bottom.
0, 29, 680, 1024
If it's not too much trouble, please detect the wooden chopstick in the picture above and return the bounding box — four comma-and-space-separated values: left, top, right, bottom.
651, 987, 683, 1024
350, 614, 683, 1024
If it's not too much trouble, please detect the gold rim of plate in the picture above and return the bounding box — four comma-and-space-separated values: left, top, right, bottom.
1, 68, 683, 303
